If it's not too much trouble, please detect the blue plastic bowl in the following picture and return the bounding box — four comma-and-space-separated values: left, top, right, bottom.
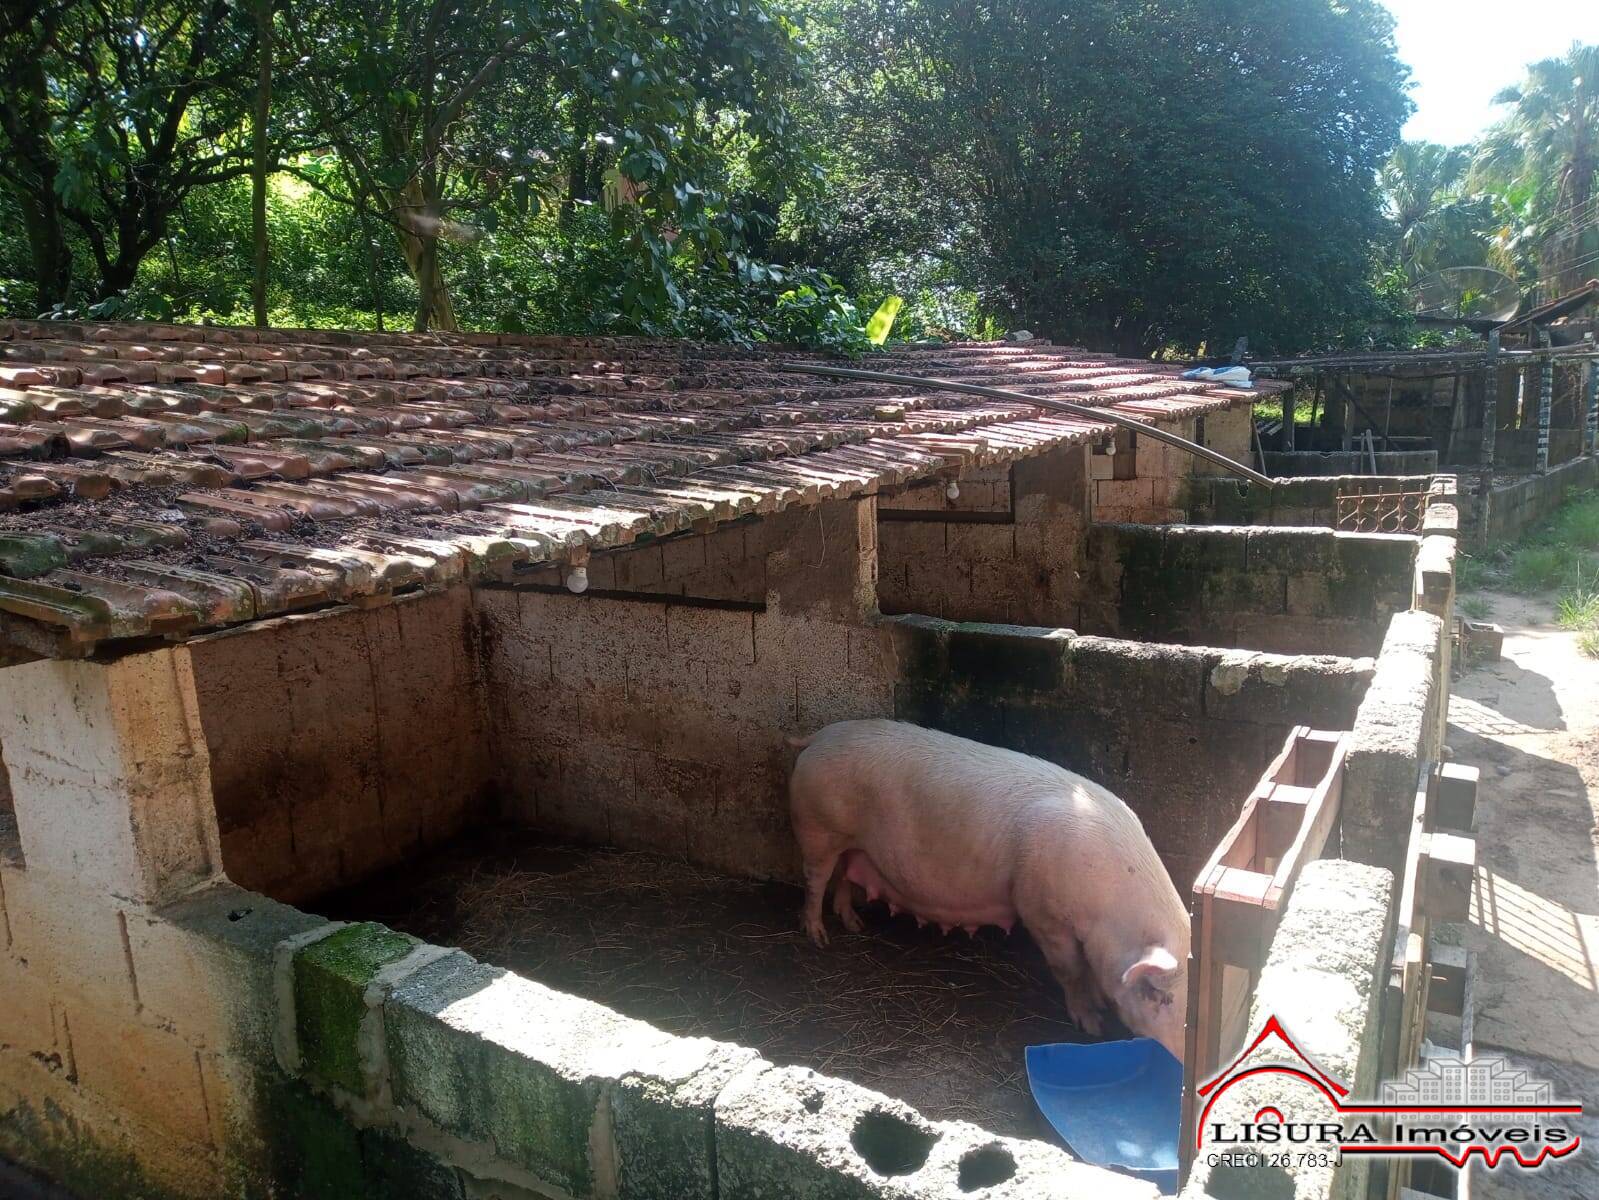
1025, 1038, 1182, 1195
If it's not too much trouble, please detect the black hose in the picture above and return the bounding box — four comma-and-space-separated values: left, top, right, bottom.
777, 361, 1276, 488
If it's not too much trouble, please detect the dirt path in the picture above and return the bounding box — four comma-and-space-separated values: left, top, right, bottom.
1447, 591, 1599, 1198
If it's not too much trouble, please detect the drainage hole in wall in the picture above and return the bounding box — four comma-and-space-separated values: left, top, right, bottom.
957, 1144, 1017, 1192
800, 1089, 824, 1114
851, 1111, 937, 1176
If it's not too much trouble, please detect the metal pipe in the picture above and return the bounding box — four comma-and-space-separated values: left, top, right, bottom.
777, 360, 1276, 487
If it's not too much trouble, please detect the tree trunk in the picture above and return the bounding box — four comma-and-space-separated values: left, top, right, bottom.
18, 192, 72, 311
98, 256, 142, 300
250, 0, 273, 327
4, 57, 72, 310
392, 179, 459, 331
398, 229, 458, 332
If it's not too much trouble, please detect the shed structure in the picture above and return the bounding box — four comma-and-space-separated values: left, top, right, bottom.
0, 321, 1456, 1200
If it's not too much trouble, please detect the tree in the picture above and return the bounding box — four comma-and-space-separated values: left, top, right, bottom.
0, 0, 264, 304
0, 3, 80, 307
250, 0, 274, 327
793, 0, 1412, 356
1380, 142, 1495, 279
1473, 41, 1599, 300
278, 0, 809, 331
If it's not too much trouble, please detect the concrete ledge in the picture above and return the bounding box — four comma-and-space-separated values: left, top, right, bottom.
295, 923, 420, 1095
1342, 612, 1445, 877
714, 1060, 1158, 1199
1261, 450, 1438, 477
1413, 536, 1457, 618
1083, 524, 1416, 655
385, 951, 758, 1198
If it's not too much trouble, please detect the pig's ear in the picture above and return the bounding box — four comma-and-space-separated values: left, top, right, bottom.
1121, 946, 1180, 993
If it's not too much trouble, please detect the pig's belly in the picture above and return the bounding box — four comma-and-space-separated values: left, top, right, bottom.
841, 849, 1018, 934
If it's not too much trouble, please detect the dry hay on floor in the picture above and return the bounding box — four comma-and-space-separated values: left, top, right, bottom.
325, 831, 1090, 1136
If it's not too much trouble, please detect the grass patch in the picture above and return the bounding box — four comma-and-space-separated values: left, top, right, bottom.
1252, 392, 1318, 426
1458, 595, 1492, 620
1486, 489, 1599, 644
1453, 552, 1492, 592
1507, 546, 1566, 593
1479, 492, 1599, 598
1557, 589, 1599, 629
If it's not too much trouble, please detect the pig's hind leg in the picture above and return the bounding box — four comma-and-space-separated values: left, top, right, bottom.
831, 867, 865, 933
794, 822, 848, 947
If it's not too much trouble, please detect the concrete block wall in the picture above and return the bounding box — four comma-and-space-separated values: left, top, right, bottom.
1177, 473, 1442, 528
1091, 409, 1253, 524
1340, 610, 1448, 880
1261, 449, 1439, 477
878, 464, 1012, 515
481, 497, 897, 883
885, 618, 1373, 891
0, 647, 287, 1199
187, 588, 494, 905
1478, 453, 1599, 547
507, 520, 769, 605
0, 639, 1158, 1200
5, 861, 1153, 1200
1191, 405, 1254, 478
1079, 524, 1418, 657
878, 440, 1091, 626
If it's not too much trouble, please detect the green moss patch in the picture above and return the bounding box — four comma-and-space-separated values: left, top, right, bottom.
295, 923, 418, 1093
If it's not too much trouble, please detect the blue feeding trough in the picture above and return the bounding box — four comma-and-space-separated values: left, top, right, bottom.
1025, 1038, 1182, 1195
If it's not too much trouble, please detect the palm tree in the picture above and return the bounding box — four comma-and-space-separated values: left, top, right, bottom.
1380, 141, 1491, 280
1473, 41, 1599, 300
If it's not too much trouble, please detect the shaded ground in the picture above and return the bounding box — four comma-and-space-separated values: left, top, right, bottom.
1448, 590, 1599, 1199
320, 829, 1096, 1140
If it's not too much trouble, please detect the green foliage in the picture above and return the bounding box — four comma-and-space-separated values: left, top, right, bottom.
1472, 42, 1599, 297
1508, 545, 1565, 592
1489, 492, 1599, 603
1382, 143, 1495, 280
1458, 594, 1492, 620
1557, 587, 1599, 629
865, 295, 904, 346
1453, 551, 1491, 593
790, 0, 1413, 356
1, 0, 1583, 358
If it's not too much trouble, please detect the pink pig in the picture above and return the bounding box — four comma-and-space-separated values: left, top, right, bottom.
788, 719, 1189, 1060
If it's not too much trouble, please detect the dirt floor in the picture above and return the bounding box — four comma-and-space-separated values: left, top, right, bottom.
320, 830, 1098, 1141
1448, 590, 1599, 1199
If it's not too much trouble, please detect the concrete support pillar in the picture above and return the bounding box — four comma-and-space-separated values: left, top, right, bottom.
0, 646, 222, 904
1537, 334, 1553, 474
764, 495, 879, 622
1586, 356, 1599, 456
1479, 333, 1499, 469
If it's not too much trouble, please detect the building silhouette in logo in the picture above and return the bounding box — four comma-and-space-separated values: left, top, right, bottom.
1382, 1056, 1553, 1107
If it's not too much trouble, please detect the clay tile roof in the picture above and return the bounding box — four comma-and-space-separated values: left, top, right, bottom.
0, 321, 1272, 657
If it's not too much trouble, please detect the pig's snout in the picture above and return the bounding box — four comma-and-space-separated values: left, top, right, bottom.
1114, 946, 1186, 1062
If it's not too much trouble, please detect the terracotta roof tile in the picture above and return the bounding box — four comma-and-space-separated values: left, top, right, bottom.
0, 321, 1274, 655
